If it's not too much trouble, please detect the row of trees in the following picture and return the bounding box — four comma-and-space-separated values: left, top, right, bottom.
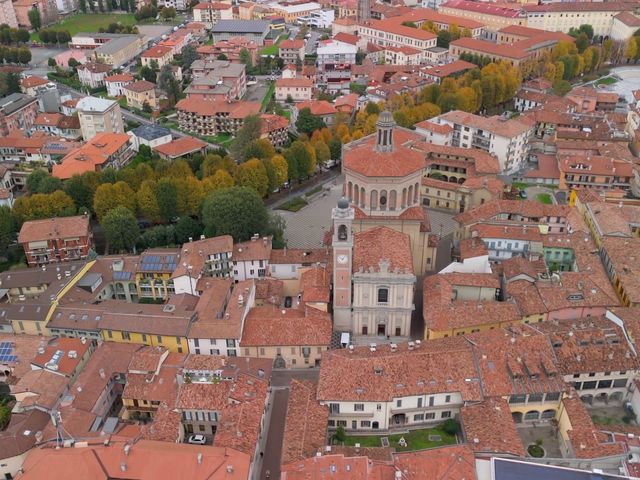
134, 5, 158, 21
97, 23, 139, 34
0, 47, 31, 65
38, 29, 71, 45
80, 0, 136, 13
0, 25, 30, 45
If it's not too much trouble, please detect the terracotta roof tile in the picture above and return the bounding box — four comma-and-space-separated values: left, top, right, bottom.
152, 136, 207, 159
353, 226, 413, 274
281, 380, 329, 464
18, 215, 90, 243
317, 338, 483, 402
462, 397, 526, 457
125, 80, 156, 93
240, 306, 332, 347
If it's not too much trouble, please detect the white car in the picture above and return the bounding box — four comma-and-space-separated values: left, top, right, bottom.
187, 434, 207, 445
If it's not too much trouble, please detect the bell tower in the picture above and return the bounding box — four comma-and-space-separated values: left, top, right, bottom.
332, 197, 354, 332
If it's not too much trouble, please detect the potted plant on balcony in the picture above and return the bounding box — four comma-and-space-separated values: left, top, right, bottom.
527, 438, 545, 458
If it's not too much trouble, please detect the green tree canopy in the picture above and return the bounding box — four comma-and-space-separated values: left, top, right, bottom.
102, 206, 140, 253
201, 187, 269, 241
295, 108, 326, 135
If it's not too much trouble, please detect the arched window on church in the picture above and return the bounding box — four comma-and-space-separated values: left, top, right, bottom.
338, 224, 348, 241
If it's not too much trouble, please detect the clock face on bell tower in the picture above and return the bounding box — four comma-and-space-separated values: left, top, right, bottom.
331, 199, 354, 326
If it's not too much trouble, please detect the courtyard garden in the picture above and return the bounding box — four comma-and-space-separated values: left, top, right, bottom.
336, 421, 458, 452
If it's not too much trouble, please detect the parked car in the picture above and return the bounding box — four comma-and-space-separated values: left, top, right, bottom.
324, 159, 337, 169
519, 190, 528, 199
187, 434, 206, 445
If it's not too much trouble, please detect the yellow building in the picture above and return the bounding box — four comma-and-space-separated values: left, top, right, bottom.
124, 80, 158, 110
5, 261, 95, 336
98, 298, 197, 353
135, 249, 180, 301
422, 273, 523, 339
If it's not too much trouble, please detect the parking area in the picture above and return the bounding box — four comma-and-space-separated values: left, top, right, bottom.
244, 79, 270, 103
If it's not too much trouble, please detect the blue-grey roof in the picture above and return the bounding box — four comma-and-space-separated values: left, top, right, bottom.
0, 93, 37, 115
131, 124, 171, 141
493, 458, 629, 480
211, 20, 270, 34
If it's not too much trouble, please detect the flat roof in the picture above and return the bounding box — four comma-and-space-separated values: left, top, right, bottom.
211, 20, 270, 34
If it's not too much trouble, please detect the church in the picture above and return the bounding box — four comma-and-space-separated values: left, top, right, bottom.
331, 111, 437, 340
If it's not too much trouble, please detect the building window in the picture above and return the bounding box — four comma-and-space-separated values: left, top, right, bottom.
107, 330, 113, 339
354, 403, 364, 411
582, 381, 597, 390
597, 379, 612, 389
441, 411, 451, 418
613, 378, 628, 388
337, 420, 347, 427
122, 331, 131, 340
396, 399, 402, 408
157, 336, 162, 343
376, 404, 382, 411
528, 393, 543, 403
545, 392, 560, 402
377, 288, 389, 303
445, 395, 451, 403
361, 420, 371, 427
509, 395, 526, 404
417, 398, 423, 408
428, 396, 434, 406
328, 420, 335, 427
260, 347, 266, 355
329, 403, 340, 414
413, 414, 424, 421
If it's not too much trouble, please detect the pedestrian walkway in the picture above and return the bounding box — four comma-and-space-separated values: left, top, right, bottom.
278, 180, 343, 248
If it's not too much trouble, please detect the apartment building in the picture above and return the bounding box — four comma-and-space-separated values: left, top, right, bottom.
432, 110, 533, 174
18, 215, 93, 267
199, 37, 259, 64
278, 38, 305, 63
124, 80, 158, 110
140, 45, 174, 69
0, 93, 38, 136
75, 96, 124, 141
104, 72, 134, 97
187, 59, 247, 101
176, 98, 260, 136
128, 124, 172, 152
231, 236, 272, 281
357, 19, 438, 62
316, 39, 357, 94
599, 237, 640, 308
77, 62, 112, 89
52, 133, 133, 179
559, 155, 633, 192
193, 1, 233, 27
275, 77, 314, 102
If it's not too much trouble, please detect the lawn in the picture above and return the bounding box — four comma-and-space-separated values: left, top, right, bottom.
277, 196, 308, 212
260, 33, 290, 55
31, 13, 137, 40
261, 81, 275, 112
341, 425, 457, 452
597, 76, 617, 85
536, 193, 553, 204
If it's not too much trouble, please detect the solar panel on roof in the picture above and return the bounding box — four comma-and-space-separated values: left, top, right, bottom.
0, 342, 11, 349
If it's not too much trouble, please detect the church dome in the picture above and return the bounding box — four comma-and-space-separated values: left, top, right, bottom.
337, 197, 349, 209
376, 109, 395, 128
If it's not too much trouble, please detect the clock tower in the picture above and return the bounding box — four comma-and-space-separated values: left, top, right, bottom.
332, 197, 354, 332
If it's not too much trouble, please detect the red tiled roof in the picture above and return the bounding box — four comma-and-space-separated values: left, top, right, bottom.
296, 100, 336, 116
240, 306, 332, 347
344, 127, 425, 178
462, 397, 526, 457
104, 73, 134, 83
281, 380, 329, 465
141, 45, 172, 58
152, 136, 207, 158
353, 226, 413, 274
125, 80, 156, 93
18, 215, 90, 243
333, 32, 359, 45
21, 76, 49, 88
176, 98, 261, 118
279, 39, 304, 49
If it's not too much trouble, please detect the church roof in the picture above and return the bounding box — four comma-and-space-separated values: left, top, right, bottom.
343, 127, 424, 178
353, 226, 414, 275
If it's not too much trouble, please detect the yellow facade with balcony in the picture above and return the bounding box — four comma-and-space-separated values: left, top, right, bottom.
100, 328, 187, 353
